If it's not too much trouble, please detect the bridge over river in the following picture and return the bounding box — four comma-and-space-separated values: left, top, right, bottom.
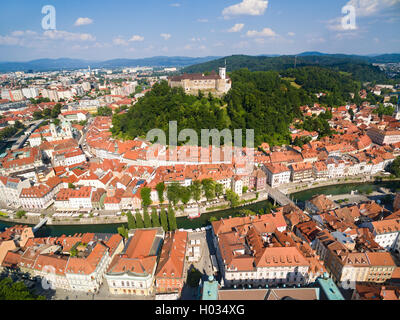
265, 185, 298, 208
32, 217, 48, 233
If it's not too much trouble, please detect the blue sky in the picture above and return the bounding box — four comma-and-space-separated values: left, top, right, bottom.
0, 0, 399, 61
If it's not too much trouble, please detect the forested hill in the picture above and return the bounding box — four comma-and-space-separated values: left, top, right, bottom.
111, 68, 353, 147
181, 54, 390, 82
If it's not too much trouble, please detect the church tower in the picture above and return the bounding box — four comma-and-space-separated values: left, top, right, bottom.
63, 121, 72, 138
50, 123, 57, 139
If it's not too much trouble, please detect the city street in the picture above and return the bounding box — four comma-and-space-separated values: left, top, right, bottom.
51, 281, 155, 301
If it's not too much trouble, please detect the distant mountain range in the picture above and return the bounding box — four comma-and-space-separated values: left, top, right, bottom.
296, 52, 400, 63
0, 56, 221, 72
0, 52, 399, 73
181, 52, 400, 82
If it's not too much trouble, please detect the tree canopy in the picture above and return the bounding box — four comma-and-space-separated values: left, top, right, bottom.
0, 278, 45, 300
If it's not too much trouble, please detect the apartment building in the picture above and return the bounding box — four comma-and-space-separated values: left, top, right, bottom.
105, 228, 165, 296
367, 126, 400, 145
263, 163, 291, 188
155, 231, 188, 295
0, 176, 31, 208
210, 215, 324, 288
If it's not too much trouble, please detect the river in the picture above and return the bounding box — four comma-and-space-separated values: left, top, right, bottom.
1, 180, 399, 236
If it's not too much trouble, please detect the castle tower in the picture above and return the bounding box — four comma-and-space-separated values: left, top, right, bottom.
219, 67, 226, 80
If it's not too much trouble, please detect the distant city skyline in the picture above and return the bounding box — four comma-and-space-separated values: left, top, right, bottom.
0, 0, 400, 61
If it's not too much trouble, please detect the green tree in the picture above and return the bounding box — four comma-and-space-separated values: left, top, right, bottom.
140, 187, 152, 207
15, 210, 27, 219
390, 156, 400, 177
202, 179, 216, 201
180, 186, 192, 205
156, 182, 165, 203
226, 189, 240, 208
117, 226, 129, 239
167, 182, 181, 206
390, 95, 398, 105
215, 183, 224, 198
187, 267, 202, 288
239, 209, 256, 216
0, 278, 45, 300
167, 205, 177, 231
51, 103, 62, 118
151, 207, 160, 228
126, 211, 136, 230
96, 106, 113, 116
135, 211, 144, 229
143, 208, 152, 228
190, 180, 202, 203
160, 208, 168, 232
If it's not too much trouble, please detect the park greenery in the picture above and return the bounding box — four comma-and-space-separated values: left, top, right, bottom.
140, 187, 152, 207
164, 180, 226, 207
0, 278, 45, 300
0, 120, 25, 141
181, 54, 393, 83
29, 97, 51, 105
118, 205, 178, 236
373, 104, 395, 118
15, 210, 27, 219
33, 103, 62, 120
390, 156, 400, 178
96, 106, 113, 117
110, 65, 371, 147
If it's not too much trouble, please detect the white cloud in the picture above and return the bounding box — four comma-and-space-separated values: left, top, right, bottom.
11, 30, 37, 37
113, 37, 129, 46
74, 17, 94, 26
197, 18, 209, 23
223, 0, 268, 18
334, 31, 360, 40
288, 32, 295, 37
0, 35, 21, 46
0, 30, 96, 48
246, 27, 276, 37
129, 35, 144, 42
228, 23, 245, 32
43, 30, 96, 41
326, 16, 358, 31
346, 0, 400, 17
326, 0, 400, 31
160, 33, 171, 40
170, 3, 181, 7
